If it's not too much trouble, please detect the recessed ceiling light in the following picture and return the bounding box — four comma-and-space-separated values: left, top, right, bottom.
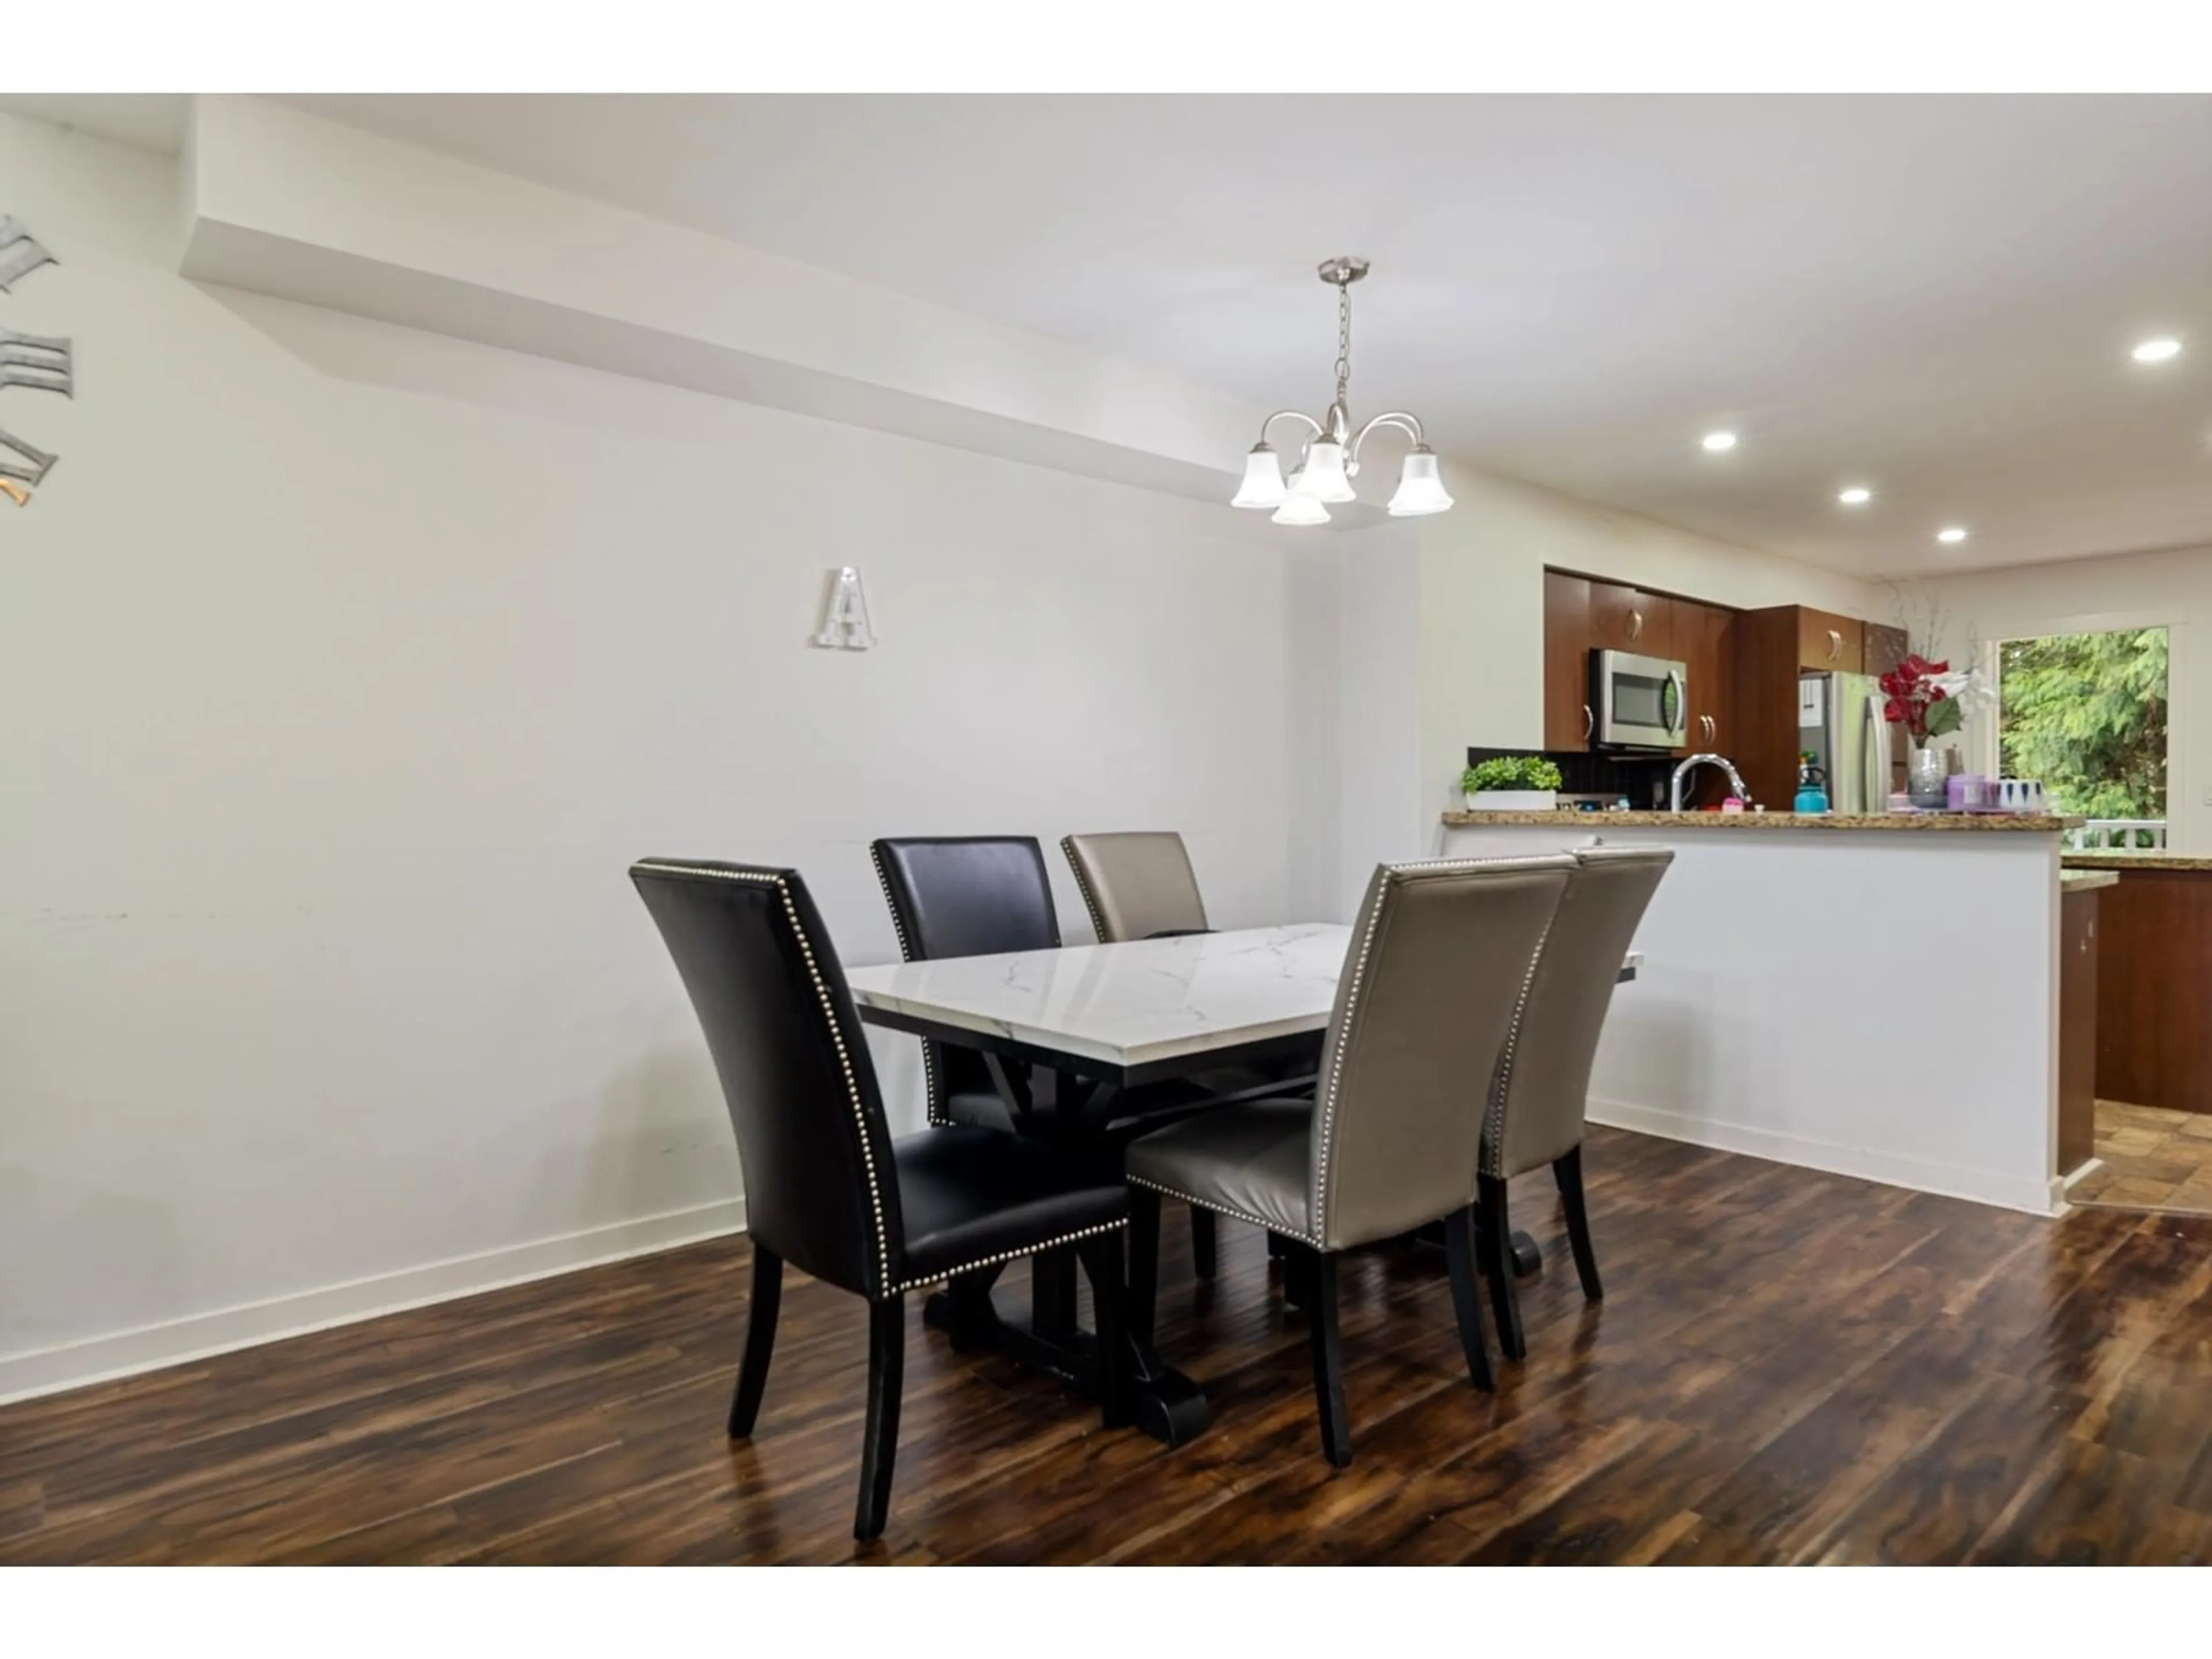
1701, 431, 1737, 453
1838, 486, 1872, 505
2132, 338, 2183, 363
1937, 527, 1969, 544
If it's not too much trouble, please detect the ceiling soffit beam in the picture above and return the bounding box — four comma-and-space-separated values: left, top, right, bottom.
177, 96, 1334, 517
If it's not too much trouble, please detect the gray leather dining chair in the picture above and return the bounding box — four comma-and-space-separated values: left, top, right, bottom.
1060, 831, 1210, 943
1122, 854, 1575, 1465
1478, 846, 1673, 1361
1062, 828, 1317, 1281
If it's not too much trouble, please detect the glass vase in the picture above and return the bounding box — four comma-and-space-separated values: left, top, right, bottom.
1907, 746, 1947, 809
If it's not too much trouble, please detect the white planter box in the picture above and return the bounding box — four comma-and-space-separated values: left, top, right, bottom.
1465, 789, 1559, 812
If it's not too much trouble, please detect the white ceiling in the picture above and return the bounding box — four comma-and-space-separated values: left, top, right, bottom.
14, 93, 2212, 578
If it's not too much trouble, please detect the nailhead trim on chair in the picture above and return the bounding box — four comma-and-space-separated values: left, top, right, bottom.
1309, 873, 1390, 1248
1059, 835, 1113, 944
888, 1215, 1128, 1295
1481, 912, 1557, 1179
633, 860, 894, 1292
1124, 1172, 1319, 1248
868, 844, 948, 1127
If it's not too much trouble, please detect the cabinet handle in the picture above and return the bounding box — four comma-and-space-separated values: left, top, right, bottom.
1582, 703, 1593, 740
1628, 608, 1643, 641
1827, 628, 1842, 662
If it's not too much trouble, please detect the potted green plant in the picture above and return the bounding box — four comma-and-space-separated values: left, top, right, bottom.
1460, 755, 1565, 812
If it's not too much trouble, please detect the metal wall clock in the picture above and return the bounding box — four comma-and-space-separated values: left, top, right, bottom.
0, 213, 65, 506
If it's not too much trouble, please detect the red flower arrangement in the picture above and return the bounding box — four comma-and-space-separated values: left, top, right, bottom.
1878, 654, 1964, 747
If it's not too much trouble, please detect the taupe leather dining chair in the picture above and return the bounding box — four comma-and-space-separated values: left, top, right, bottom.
1478, 846, 1673, 1361
1060, 831, 1209, 942
1122, 854, 1575, 1465
1061, 828, 1315, 1281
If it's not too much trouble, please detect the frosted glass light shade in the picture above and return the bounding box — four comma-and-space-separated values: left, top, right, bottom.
1271, 490, 1331, 526
1387, 446, 1454, 516
1292, 439, 1356, 503
1231, 444, 1288, 508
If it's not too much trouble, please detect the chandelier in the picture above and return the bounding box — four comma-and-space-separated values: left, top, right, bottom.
1230, 256, 1453, 525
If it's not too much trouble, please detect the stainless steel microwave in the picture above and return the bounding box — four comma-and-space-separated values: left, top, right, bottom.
1592, 649, 1687, 748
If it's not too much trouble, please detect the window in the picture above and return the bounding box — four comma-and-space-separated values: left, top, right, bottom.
1995, 627, 2168, 839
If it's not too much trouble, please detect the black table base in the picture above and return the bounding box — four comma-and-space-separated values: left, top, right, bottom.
862, 975, 1642, 1448
921, 1248, 1211, 1448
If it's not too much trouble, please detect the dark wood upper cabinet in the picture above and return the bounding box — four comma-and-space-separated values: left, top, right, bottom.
1864, 623, 1910, 679
1543, 570, 1593, 751
1590, 582, 1676, 659
1797, 609, 1863, 673
1536, 577, 1897, 812
1676, 602, 1738, 759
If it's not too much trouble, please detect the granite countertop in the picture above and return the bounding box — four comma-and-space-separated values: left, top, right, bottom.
2062, 870, 2120, 892
2063, 853, 2212, 872
1442, 810, 2086, 833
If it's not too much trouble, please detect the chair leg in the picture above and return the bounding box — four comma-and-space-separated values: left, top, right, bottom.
1128, 1187, 1161, 1351
1266, 1229, 1288, 1261
1081, 1230, 1130, 1429
854, 1295, 906, 1542
1304, 1248, 1351, 1467
1189, 1207, 1218, 1281
728, 1245, 782, 1438
1442, 1208, 1496, 1393
1554, 1146, 1604, 1302
1478, 1173, 1526, 1362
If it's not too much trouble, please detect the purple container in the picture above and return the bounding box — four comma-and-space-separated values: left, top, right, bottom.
1947, 774, 1991, 812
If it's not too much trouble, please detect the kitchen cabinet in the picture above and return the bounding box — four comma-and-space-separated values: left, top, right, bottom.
1590, 583, 1676, 658
2058, 882, 2103, 1175
2093, 865, 2212, 1118
1675, 601, 1738, 759
1543, 570, 1594, 751
1797, 608, 1863, 673
1864, 623, 1910, 679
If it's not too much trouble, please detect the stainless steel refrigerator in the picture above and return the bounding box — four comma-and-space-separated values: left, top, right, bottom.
1798, 671, 1896, 812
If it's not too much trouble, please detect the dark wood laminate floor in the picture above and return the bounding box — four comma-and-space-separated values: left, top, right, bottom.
5, 1126, 2211, 1565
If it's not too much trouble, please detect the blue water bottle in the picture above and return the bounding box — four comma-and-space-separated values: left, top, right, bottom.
1793, 752, 1830, 815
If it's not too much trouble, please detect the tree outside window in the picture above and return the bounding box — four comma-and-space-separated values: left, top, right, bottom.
1996, 627, 2168, 823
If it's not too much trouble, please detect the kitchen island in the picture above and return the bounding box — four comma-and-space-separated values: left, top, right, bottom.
1441, 810, 2084, 1213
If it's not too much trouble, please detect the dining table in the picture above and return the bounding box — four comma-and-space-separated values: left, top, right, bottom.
843, 922, 1641, 1446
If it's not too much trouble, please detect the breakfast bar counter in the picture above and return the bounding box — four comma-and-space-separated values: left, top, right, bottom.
1442, 810, 2083, 1213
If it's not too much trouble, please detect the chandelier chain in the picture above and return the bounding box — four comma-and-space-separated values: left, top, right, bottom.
1334, 282, 1353, 407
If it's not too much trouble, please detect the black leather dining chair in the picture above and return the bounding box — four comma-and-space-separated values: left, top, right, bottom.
868, 836, 1061, 1134
872, 834, 1234, 1280
630, 858, 1129, 1541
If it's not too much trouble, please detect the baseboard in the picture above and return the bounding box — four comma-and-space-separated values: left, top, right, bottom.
0, 1196, 747, 1407
2054, 1157, 2106, 1214
1588, 1096, 2062, 1218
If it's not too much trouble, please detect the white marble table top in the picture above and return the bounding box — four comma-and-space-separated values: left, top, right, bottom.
844, 924, 1642, 1070
845, 924, 1351, 1069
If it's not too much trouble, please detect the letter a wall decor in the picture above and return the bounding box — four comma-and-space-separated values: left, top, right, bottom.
813, 566, 877, 650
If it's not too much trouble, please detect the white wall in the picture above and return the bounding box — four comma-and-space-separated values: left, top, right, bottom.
1913, 546, 2206, 854
0, 118, 1298, 1397
0, 111, 1885, 1400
